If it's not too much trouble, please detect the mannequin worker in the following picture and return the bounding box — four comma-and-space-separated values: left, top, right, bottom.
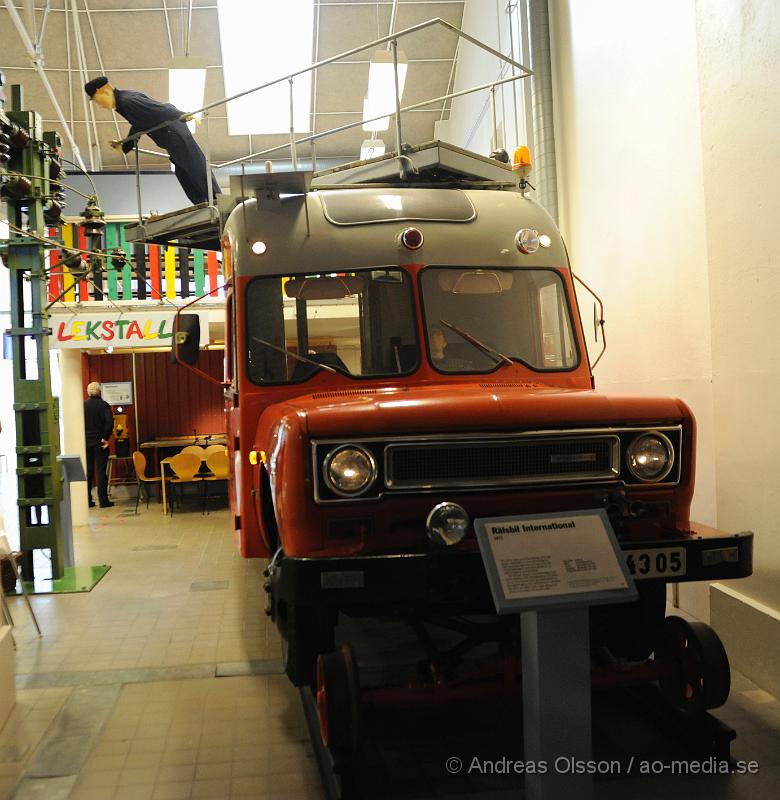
84, 76, 221, 206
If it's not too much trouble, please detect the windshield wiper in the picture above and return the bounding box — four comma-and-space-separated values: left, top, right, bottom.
251, 337, 345, 374
439, 319, 513, 366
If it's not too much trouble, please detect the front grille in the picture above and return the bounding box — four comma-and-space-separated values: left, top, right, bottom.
386, 436, 619, 489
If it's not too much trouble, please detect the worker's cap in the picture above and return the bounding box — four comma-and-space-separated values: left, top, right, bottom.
84, 76, 109, 97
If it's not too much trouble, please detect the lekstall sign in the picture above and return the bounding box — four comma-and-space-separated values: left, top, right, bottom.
49, 311, 207, 350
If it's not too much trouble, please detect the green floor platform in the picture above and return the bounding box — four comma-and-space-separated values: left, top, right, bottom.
6, 565, 111, 595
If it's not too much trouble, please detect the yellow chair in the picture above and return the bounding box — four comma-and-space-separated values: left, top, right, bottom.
166, 452, 203, 515
202, 450, 229, 513
132, 451, 162, 513
180, 445, 206, 459
204, 444, 227, 458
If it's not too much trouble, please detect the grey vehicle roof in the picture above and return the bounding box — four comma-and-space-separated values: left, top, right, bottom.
224, 186, 570, 277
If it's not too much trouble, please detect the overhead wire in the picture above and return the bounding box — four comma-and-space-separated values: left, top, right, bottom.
59, 156, 99, 196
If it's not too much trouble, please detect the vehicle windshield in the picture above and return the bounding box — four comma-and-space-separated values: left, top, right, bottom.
245, 269, 418, 384
420, 267, 578, 372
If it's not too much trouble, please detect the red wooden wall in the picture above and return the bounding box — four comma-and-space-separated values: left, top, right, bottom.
82, 351, 225, 448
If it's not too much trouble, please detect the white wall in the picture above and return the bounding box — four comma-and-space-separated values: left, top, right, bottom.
695, 2, 780, 620
549, 1, 717, 620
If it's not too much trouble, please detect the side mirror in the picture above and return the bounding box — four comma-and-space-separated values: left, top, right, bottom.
171, 313, 200, 366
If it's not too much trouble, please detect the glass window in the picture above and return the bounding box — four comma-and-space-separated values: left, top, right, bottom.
245, 269, 419, 384
420, 267, 578, 373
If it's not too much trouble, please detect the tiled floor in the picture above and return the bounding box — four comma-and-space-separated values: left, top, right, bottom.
0, 477, 322, 800
0, 474, 779, 799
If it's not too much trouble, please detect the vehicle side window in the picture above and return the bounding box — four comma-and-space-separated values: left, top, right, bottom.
538, 278, 577, 368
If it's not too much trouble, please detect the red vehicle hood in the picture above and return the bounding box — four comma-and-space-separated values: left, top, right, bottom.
281, 383, 688, 437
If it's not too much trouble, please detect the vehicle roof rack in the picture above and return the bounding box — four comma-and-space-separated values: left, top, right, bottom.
310, 141, 517, 189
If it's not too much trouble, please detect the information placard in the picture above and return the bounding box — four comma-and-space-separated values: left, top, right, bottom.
101, 381, 133, 406
475, 509, 637, 613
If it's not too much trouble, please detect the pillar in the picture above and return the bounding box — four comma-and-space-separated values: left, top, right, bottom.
57, 348, 88, 526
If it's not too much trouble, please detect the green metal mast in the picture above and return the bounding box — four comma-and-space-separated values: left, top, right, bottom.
1, 81, 66, 580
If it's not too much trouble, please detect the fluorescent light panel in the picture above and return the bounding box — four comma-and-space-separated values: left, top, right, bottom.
362, 49, 407, 132
362, 97, 389, 132
216, 0, 315, 135
169, 68, 206, 132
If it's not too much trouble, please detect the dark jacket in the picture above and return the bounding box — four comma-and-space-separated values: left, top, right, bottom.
84, 396, 114, 446
114, 88, 184, 154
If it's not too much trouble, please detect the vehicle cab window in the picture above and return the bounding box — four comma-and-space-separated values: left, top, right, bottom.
245, 269, 419, 384
420, 266, 579, 373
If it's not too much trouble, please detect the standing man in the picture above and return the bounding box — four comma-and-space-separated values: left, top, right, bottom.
84, 382, 114, 509
84, 76, 221, 206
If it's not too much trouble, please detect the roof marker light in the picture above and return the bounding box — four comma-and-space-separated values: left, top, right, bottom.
251, 241, 267, 255
400, 227, 423, 251
515, 228, 540, 254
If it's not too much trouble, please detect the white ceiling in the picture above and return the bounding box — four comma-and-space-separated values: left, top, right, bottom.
0, 1, 466, 174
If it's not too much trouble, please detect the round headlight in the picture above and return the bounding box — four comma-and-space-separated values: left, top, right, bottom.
626, 432, 674, 482
426, 502, 470, 547
324, 446, 377, 496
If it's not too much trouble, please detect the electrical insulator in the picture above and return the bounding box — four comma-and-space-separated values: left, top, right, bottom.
61, 248, 87, 279
0, 131, 10, 164
7, 122, 30, 149
2, 174, 32, 198
79, 196, 106, 237
110, 247, 127, 270
43, 199, 63, 225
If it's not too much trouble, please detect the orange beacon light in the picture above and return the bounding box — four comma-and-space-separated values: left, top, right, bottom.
512, 146, 532, 181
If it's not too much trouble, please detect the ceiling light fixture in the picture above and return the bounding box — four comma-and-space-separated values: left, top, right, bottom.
168, 57, 207, 133
216, 0, 315, 135
362, 96, 389, 133
362, 49, 407, 132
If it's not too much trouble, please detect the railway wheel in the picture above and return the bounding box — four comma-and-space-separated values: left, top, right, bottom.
655, 616, 731, 717
316, 644, 362, 761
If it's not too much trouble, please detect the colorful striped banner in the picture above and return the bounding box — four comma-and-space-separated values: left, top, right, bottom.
76, 225, 90, 300
207, 251, 219, 296
148, 244, 161, 299
117, 222, 132, 299
104, 223, 120, 300
47, 223, 225, 305
193, 250, 205, 296
48, 227, 62, 301
60, 224, 76, 302
164, 246, 176, 299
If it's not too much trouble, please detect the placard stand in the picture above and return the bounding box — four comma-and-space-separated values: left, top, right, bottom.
474, 509, 638, 800
521, 605, 591, 800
